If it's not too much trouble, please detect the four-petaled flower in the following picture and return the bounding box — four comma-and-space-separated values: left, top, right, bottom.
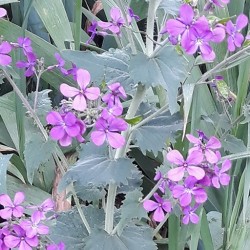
226, 14, 248, 51
16, 52, 37, 77
91, 116, 128, 148
182, 205, 200, 224
4, 225, 39, 250
167, 150, 205, 181
0, 192, 25, 219
97, 7, 125, 35
60, 69, 100, 111
172, 176, 207, 207
46, 111, 85, 147
0, 41, 12, 66
212, 159, 231, 188
17, 37, 33, 54
30, 198, 55, 220
143, 193, 172, 222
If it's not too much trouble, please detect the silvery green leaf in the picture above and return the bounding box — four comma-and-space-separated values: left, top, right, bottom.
222, 134, 247, 154
61, 48, 134, 93
0, 154, 12, 194
158, 0, 182, 16
85, 225, 157, 250
129, 46, 187, 113
49, 206, 105, 249
59, 143, 137, 191
132, 111, 183, 156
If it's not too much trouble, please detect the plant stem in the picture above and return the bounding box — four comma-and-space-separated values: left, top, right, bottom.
153, 213, 169, 237
146, 0, 162, 56
33, 71, 42, 111
140, 180, 161, 203
104, 84, 146, 234
3, 69, 91, 234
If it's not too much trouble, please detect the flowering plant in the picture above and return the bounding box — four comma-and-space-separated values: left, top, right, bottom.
0, 0, 250, 249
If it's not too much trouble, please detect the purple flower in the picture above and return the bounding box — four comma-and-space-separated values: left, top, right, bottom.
0, 229, 8, 250
226, 14, 248, 51
182, 205, 200, 224
86, 21, 107, 44
204, 0, 230, 10
186, 134, 221, 164
0, 41, 12, 66
47, 242, 65, 250
97, 7, 125, 34
91, 116, 128, 148
212, 159, 231, 188
54, 53, 68, 75
101, 105, 123, 119
143, 193, 172, 222
0, 7, 7, 18
46, 111, 83, 147
30, 198, 55, 220
172, 176, 207, 207
167, 150, 205, 181
20, 213, 49, 237
16, 52, 37, 77
60, 69, 100, 111
4, 225, 39, 250
161, 4, 196, 44
0, 192, 25, 219
17, 37, 33, 54
102, 82, 127, 108
67, 63, 78, 81
128, 8, 140, 22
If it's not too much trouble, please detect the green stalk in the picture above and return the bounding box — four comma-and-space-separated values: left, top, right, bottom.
74, 0, 83, 50
105, 84, 146, 234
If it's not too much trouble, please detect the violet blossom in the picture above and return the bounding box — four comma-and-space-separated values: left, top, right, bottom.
86, 21, 107, 44
60, 69, 100, 111
46, 111, 85, 147
128, 7, 140, 22
172, 176, 207, 207
186, 133, 221, 164
167, 150, 205, 181
54, 53, 68, 75
0, 192, 25, 219
4, 225, 39, 250
211, 159, 231, 188
29, 198, 55, 220
47, 242, 65, 250
182, 205, 200, 224
226, 14, 248, 51
143, 193, 172, 222
17, 37, 33, 54
0, 41, 12, 66
16, 52, 37, 77
204, 0, 230, 10
91, 116, 128, 148
97, 7, 125, 35
102, 82, 127, 108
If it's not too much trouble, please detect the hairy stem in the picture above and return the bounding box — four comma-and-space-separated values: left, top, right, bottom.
104, 84, 146, 233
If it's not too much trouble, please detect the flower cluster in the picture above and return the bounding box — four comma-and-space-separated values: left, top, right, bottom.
0, 192, 64, 249
161, 3, 248, 60
143, 131, 231, 224
87, 6, 139, 44
46, 62, 128, 148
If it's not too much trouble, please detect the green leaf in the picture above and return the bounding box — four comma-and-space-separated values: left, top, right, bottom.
0, 0, 18, 4
200, 209, 214, 250
129, 46, 187, 113
222, 134, 247, 154
33, 0, 74, 49
158, 0, 182, 15
85, 225, 157, 250
50, 206, 105, 249
116, 190, 148, 234
207, 211, 223, 250
61, 48, 134, 93
125, 116, 143, 125
24, 133, 55, 184
27, 89, 52, 125
59, 143, 138, 191
132, 111, 183, 156
0, 154, 12, 194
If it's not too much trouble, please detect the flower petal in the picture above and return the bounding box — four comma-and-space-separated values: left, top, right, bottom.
167, 167, 185, 181
77, 69, 91, 90
187, 166, 205, 180
50, 126, 65, 140
91, 131, 106, 146
166, 150, 184, 165
72, 94, 87, 111
143, 200, 158, 211
106, 131, 125, 148
14, 192, 25, 205
236, 14, 248, 30
153, 207, 165, 222
85, 87, 100, 100
60, 84, 79, 98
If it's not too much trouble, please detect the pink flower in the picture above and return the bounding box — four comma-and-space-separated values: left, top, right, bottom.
0, 41, 12, 66
226, 14, 248, 51
143, 193, 172, 222
20, 213, 49, 237
0, 192, 25, 219
4, 225, 38, 250
60, 69, 100, 111
47, 242, 65, 250
182, 205, 200, 224
212, 159, 231, 188
29, 198, 54, 220
167, 150, 205, 181
0, 7, 7, 18
91, 116, 128, 148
